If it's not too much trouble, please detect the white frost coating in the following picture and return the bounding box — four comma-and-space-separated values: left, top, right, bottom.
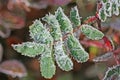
42, 14, 62, 41
42, 13, 73, 71
54, 41, 73, 71
29, 20, 53, 44
98, 7, 107, 22
104, 1, 112, 17
40, 47, 56, 79
81, 24, 104, 40
116, 0, 120, 6
100, 0, 120, 22
112, 3, 119, 16
55, 7, 73, 33
12, 42, 45, 57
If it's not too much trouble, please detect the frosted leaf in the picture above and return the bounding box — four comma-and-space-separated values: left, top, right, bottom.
12, 42, 44, 57
103, 65, 120, 80
81, 24, 104, 40
67, 35, 89, 63
98, 7, 107, 22
54, 41, 73, 71
55, 7, 73, 34
42, 14, 62, 41
42, 14, 73, 71
93, 52, 113, 62
116, 0, 120, 6
70, 6, 81, 27
112, 2, 119, 16
29, 20, 53, 44
40, 48, 56, 79
102, 0, 107, 3
105, 1, 112, 17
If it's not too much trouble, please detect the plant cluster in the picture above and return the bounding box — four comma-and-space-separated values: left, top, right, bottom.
12, 0, 120, 79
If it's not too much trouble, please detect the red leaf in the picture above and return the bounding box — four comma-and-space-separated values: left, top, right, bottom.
103, 36, 114, 51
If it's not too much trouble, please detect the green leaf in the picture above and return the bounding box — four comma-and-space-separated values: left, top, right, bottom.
98, 7, 107, 22
112, 2, 119, 16
12, 42, 44, 57
103, 65, 120, 80
55, 7, 73, 34
102, 0, 107, 3
81, 24, 104, 40
70, 6, 81, 27
40, 48, 56, 79
67, 35, 89, 63
43, 14, 73, 71
117, 0, 120, 6
29, 20, 53, 44
42, 14, 62, 41
105, 1, 112, 17
54, 41, 73, 71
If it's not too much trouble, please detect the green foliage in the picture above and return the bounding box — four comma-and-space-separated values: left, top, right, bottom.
12, 6, 106, 79
55, 7, 89, 62
54, 41, 73, 71
29, 20, 53, 44
103, 65, 120, 80
55, 7, 73, 34
42, 14, 62, 41
12, 42, 44, 57
67, 35, 89, 62
112, 2, 119, 16
40, 48, 56, 79
70, 6, 81, 27
81, 24, 104, 40
42, 14, 73, 71
102, 0, 107, 3
105, 1, 112, 17
98, 8, 107, 22
99, 0, 120, 22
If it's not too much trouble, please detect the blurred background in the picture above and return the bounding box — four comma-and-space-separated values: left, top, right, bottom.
0, 0, 120, 80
